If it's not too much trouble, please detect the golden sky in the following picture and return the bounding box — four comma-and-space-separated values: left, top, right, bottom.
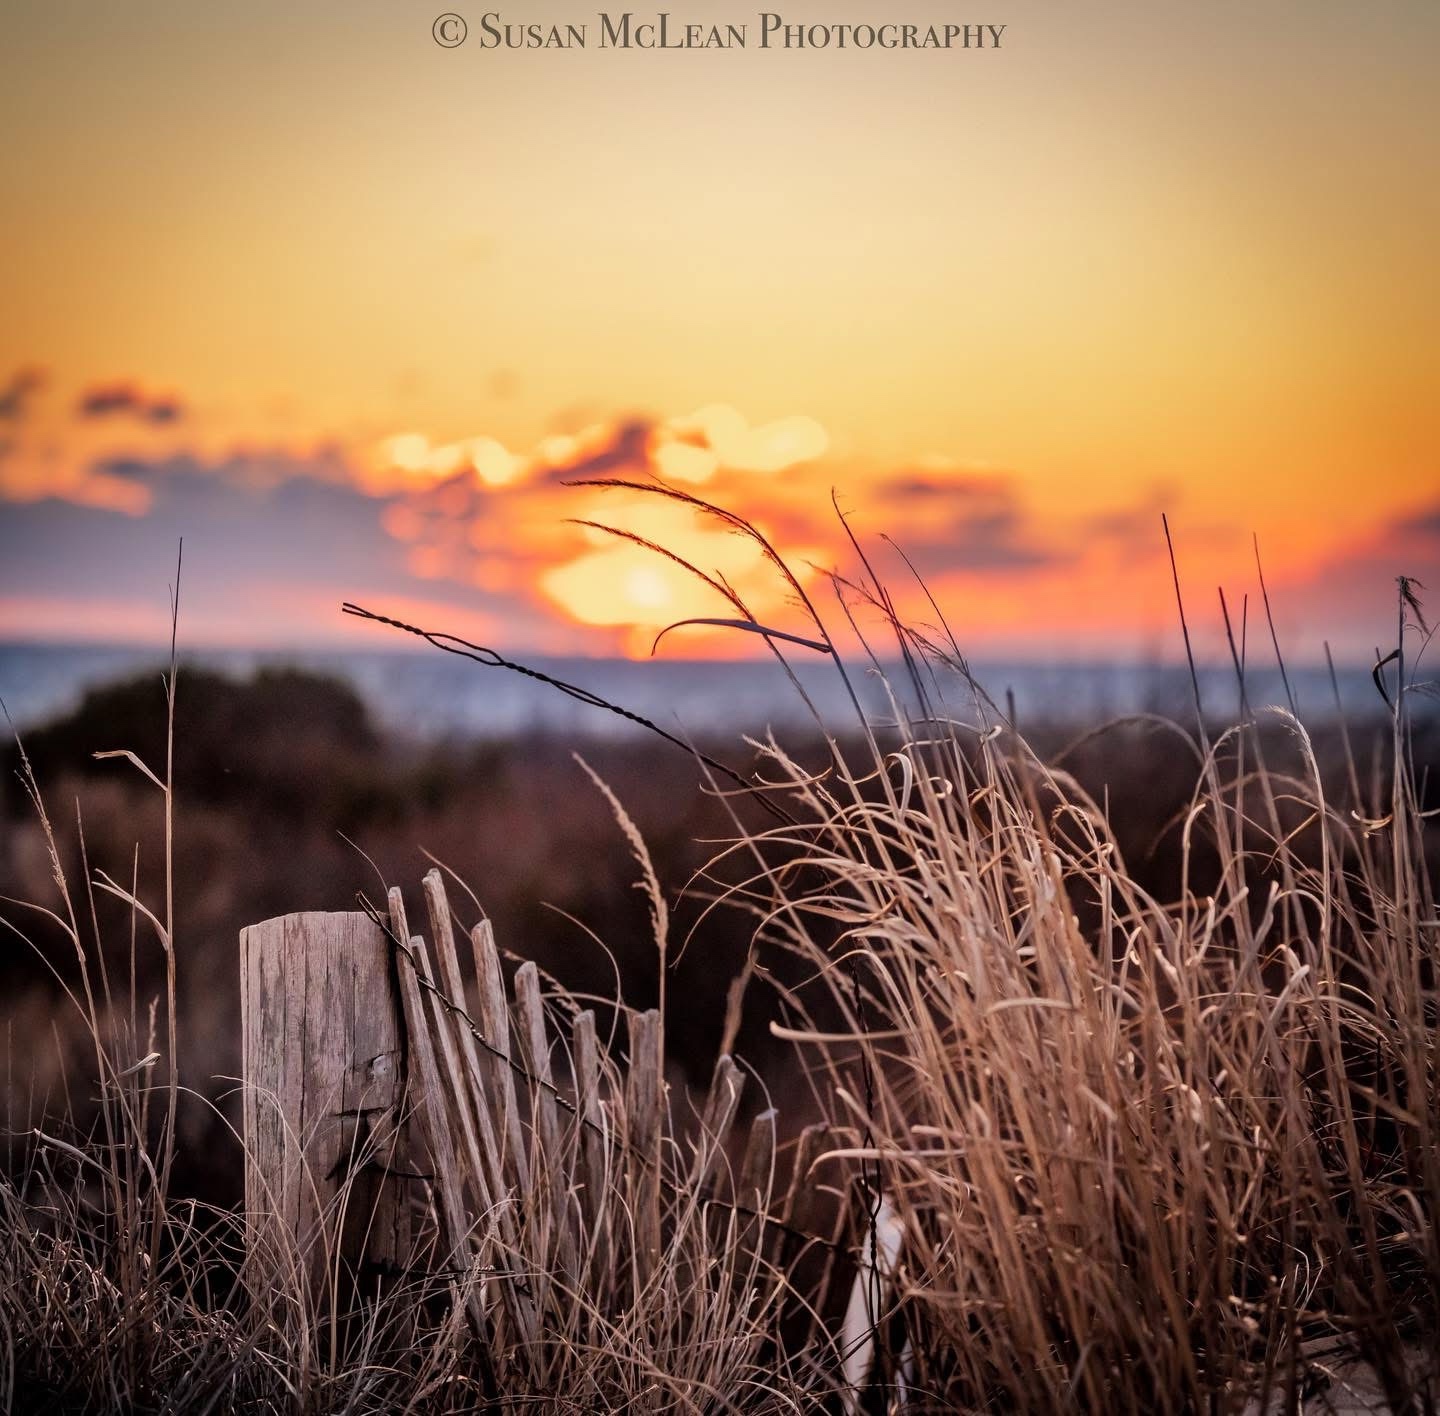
1, 1, 1437, 661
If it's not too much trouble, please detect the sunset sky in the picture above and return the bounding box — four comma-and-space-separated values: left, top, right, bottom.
2, 1, 1437, 663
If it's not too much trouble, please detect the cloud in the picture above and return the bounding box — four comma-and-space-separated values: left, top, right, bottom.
0, 449, 558, 648
878, 474, 993, 501
889, 510, 1064, 576
865, 470, 1064, 577
1258, 504, 1440, 659
1083, 485, 1237, 564
1086, 484, 1177, 551
75, 381, 185, 425
1397, 502, 1440, 540
0, 367, 45, 422
0, 382, 1209, 657
535, 418, 653, 484
354, 409, 1080, 653
653, 406, 829, 481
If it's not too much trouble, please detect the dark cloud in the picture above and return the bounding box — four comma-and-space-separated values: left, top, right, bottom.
0, 367, 46, 422
537, 418, 653, 484
1085, 486, 1239, 562
95, 444, 351, 489
0, 450, 535, 641
3, 458, 394, 591
1089, 507, 1156, 543
903, 506, 1065, 574
1085, 485, 1178, 555
1269, 539, 1440, 658
876, 472, 999, 502
96, 457, 159, 481
872, 474, 1065, 577
75, 381, 185, 425
1397, 503, 1440, 540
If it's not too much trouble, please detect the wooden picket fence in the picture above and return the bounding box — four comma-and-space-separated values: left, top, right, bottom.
234, 880, 1430, 1412
239, 868, 853, 1386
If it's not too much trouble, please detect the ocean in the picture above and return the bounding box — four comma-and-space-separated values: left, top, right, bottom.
0, 641, 1404, 743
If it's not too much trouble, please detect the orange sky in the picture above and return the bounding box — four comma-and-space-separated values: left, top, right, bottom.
1, 1, 1437, 662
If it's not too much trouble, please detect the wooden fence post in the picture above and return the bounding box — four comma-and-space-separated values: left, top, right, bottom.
240, 911, 411, 1298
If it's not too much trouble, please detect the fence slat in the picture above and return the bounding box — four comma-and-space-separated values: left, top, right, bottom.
512, 959, 578, 1296
240, 912, 409, 1299
419, 871, 510, 1215
691, 1053, 746, 1197
781, 1122, 839, 1341
738, 1108, 776, 1215
513, 961, 563, 1192
736, 1107, 777, 1274
625, 1009, 664, 1284
781, 1122, 828, 1240
572, 1009, 609, 1268
385, 890, 491, 1342
471, 917, 530, 1195
413, 874, 545, 1352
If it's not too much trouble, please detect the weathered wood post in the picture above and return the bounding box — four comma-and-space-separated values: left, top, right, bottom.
240, 911, 411, 1298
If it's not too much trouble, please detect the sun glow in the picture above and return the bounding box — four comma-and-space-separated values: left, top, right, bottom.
624, 565, 671, 609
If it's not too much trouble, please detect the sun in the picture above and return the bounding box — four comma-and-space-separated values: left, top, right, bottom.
624, 565, 672, 610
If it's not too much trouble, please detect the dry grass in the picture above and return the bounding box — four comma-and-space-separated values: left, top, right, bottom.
722, 703, 1437, 1410
2, 508, 1437, 1412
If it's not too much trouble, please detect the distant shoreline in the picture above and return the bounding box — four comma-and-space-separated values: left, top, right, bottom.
0, 640, 1404, 741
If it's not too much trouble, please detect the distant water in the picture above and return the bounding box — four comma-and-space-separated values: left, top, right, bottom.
0, 641, 1397, 741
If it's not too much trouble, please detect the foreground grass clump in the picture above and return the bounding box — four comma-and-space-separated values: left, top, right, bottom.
3, 508, 1437, 1411
732, 704, 1437, 1410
